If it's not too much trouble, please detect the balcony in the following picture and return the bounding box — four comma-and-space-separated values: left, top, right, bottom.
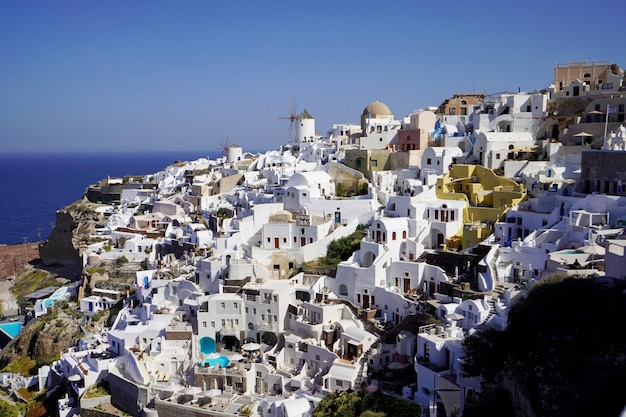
220, 326, 238, 336
257, 322, 277, 332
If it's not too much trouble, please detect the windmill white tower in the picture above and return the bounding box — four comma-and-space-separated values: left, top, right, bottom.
295, 109, 316, 143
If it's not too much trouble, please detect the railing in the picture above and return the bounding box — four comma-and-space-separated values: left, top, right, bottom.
220, 326, 237, 335
257, 322, 276, 332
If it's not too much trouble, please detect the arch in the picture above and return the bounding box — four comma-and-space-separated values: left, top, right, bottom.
339, 284, 348, 296
362, 251, 376, 267
262, 332, 278, 346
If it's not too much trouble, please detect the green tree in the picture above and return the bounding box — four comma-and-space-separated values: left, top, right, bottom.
462, 276, 626, 417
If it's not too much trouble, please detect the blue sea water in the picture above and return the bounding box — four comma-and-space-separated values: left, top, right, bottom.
0, 151, 227, 245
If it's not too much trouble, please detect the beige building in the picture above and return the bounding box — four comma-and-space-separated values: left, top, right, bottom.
553, 61, 624, 95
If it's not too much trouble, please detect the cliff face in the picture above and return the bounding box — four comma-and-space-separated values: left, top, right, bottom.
0, 303, 82, 369
38, 199, 104, 279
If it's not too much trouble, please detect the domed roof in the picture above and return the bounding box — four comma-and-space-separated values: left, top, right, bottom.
269, 210, 294, 223
362, 101, 392, 117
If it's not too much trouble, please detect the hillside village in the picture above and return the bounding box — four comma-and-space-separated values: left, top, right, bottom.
3, 61, 626, 417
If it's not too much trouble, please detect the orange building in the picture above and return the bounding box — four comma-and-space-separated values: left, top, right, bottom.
437, 93, 485, 116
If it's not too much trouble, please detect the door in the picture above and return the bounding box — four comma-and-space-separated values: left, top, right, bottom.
301, 237, 306, 246
274, 238, 279, 249
362, 294, 370, 309
404, 278, 411, 293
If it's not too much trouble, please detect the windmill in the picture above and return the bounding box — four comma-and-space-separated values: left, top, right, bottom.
219, 137, 231, 158
278, 96, 298, 140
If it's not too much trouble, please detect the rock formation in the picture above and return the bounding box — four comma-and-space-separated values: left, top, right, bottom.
38, 199, 104, 280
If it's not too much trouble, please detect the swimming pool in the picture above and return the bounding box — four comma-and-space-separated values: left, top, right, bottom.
0, 322, 22, 338
203, 355, 229, 368
558, 249, 582, 255
199, 337, 216, 354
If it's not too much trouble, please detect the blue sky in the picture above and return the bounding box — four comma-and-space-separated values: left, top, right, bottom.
2, 0, 624, 153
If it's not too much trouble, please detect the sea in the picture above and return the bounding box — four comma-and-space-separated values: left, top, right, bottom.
0, 150, 234, 245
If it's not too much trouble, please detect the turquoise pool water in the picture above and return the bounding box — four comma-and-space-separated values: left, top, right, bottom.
0, 322, 22, 338
199, 337, 216, 354
559, 250, 582, 255
203, 355, 229, 368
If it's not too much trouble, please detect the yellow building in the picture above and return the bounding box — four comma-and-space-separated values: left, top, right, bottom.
436, 164, 526, 249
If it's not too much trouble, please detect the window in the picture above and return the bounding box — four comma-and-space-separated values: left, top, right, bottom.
392, 232, 396, 240
283, 237, 287, 243
248, 323, 254, 330
496, 153, 501, 159
245, 307, 248, 313
234, 302, 238, 308
449, 107, 456, 115
211, 321, 215, 327
371, 159, 378, 167
339, 284, 348, 296
221, 302, 225, 309
427, 158, 432, 164
267, 237, 270, 243
203, 321, 207, 328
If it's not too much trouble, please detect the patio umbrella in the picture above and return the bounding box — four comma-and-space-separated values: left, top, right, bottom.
580, 243, 605, 257
574, 131, 594, 144
229, 353, 245, 361
241, 342, 261, 351
580, 243, 605, 265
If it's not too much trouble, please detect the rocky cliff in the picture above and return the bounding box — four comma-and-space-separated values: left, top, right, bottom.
38, 199, 105, 280
0, 301, 82, 370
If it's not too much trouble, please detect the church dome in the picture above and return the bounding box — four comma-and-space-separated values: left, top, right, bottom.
362, 101, 392, 117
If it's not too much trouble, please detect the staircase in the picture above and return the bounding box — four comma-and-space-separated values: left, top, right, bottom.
486, 284, 506, 321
